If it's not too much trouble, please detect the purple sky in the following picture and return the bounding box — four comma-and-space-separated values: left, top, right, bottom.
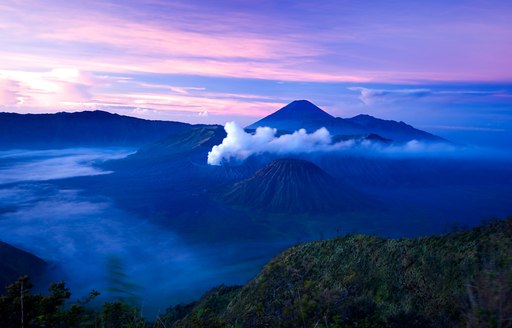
1, 0, 511, 147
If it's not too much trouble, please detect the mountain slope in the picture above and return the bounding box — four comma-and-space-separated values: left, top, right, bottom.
246, 100, 446, 142
246, 100, 337, 132
0, 241, 47, 288
103, 125, 257, 181
167, 218, 512, 327
346, 114, 444, 142
223, 158, 369, 213
124, 125, 226, 162
0, 111, 192, 149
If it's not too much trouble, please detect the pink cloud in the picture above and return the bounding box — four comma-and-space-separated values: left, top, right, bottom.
0, 63, 287, 122
71, 91, 283, 117
39, 19, 323, 61
0, 2, 413, 83
0, 79, 21, 106
0, 69, 102, 108
2, 0, 512, 84
0, 50, 374, 83
1, 0, 511, 127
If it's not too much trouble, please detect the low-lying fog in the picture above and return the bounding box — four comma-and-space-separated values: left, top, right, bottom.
1, 146, 511, 318
0, 149, 281, 317
0, 148, 133, 184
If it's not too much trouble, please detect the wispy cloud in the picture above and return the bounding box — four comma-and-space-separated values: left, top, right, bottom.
0, 67, 287, 119
2, 0, 511, 84
60, 90, 285, 118
349, 87, 510, 105
0, 69, 101, 108
0, 148, 133, 184
349, 87, 432, 105
0, 79, 21, 106
0, 0, 511, 133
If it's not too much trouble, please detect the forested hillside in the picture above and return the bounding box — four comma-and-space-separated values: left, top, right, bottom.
1, 218, 510, 327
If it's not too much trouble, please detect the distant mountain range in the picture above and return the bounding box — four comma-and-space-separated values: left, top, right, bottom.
2, 101, 511, 320
30, 100, 510, 247
247, 100, 446, 142
89, 100, 472, 224
0, 110, 193, 149
0, 100, 446, 150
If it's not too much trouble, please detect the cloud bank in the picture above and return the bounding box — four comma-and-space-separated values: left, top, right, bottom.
0, 148, 133, 185
0, 149, 277, 317
0, 68, 100, 109
207, 122, 462, 165
208, 122, 337, 165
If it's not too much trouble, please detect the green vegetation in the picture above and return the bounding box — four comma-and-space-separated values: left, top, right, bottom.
1, 218, 511, 327
172, 218, 512, 327
0, 275, 147, 327
161, 285, 242, 327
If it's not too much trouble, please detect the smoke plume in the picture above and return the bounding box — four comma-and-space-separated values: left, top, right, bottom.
207, 122, 340, 165
207, 122, 468, 165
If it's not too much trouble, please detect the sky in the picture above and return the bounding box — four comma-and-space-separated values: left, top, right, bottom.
0, 0, 511, 147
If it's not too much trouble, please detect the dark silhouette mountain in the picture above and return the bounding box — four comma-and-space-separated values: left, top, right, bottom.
0, 110, 193, 149
246, 100, 446, 142
131, 125, 226, 161
223, 158, 369, 213
345, 114, 444, 143
105, 125, 229, 176
246, 100, 336, 132
0, 241, 47, 288
165, 218, 512, 327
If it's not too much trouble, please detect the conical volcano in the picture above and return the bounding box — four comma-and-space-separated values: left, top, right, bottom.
246, 100, 335, 132
223, 158, 367, 213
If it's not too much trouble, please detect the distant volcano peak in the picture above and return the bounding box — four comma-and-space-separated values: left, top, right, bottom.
269, 100, 333, 119
246, 100, 334, 130
246, 100, 446, 142
278, 100, 334, 118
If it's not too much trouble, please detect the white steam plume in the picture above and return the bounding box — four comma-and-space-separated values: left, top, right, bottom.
207, 122, 462, 166
208, 122, 341, 165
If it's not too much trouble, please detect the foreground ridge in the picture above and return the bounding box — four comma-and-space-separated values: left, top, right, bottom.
165, 218, 512, 327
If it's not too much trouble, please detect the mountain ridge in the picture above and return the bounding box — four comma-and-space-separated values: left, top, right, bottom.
0, 110, 194, 149
164, 218, 512, 327
0, 101, 446, 150
247, 100, 446, 143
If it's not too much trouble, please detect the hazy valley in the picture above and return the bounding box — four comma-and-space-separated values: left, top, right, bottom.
1, 101, 511, 324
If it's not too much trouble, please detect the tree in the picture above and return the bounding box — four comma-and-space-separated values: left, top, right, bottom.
0, 276, 72, 327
